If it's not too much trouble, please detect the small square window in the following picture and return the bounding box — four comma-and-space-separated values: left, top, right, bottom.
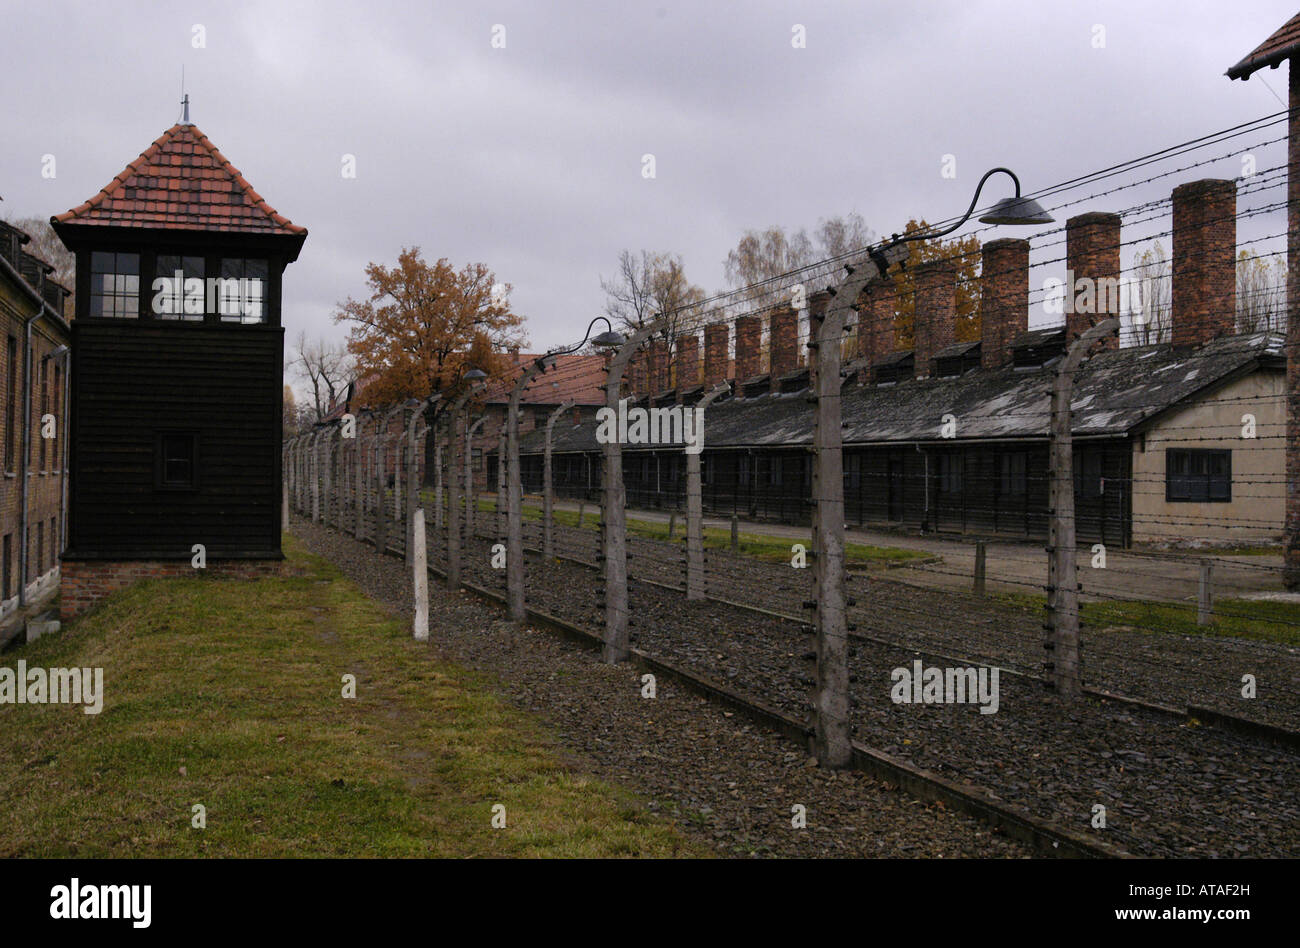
155, 432, 200, 490
1166, 449, 1231, 502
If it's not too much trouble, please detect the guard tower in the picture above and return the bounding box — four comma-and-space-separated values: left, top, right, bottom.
51, 109, 306, 616
1227, 13, 1300, 587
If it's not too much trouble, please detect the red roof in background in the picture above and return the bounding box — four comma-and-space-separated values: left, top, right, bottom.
52, 123, 306, 236
1227, 12, 1300, 79
317, 352, 608, 422
485, 353, 608, 406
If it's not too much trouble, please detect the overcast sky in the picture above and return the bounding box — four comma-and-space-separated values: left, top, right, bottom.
4, 0, 1297, 360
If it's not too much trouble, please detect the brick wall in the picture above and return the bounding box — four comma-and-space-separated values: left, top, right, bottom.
1, 260, 70, 611
980, 238, 1029, 370
734, 315, 761, 391
911, 258, 957, 379
1172, 178, 1237, 349
768, 306, 798, 392
674, 333, 699, 395
648, 339, 670, 394
1065, 212, 1122, 349
60, 558, 285, 619
703, 322, 729, 389
863, 278, 898, 371
627, 348, 647, 396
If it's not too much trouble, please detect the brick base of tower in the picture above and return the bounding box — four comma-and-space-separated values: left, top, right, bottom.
60, 558, 286, 619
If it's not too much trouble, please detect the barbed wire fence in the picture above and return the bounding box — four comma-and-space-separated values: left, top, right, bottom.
281, 110, 1300, 856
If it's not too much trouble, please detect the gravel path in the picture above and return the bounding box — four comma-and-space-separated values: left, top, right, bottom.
290, 517, 1028, 858
454, 516, 1298, 856
529, 518, 1300, 730
309, 508, 1300, 856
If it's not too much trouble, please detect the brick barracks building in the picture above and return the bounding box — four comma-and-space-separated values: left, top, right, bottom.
514, 177, 1286, 550
0, 219, 71, 645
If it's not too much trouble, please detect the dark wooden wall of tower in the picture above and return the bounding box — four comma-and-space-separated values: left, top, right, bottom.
65, 321, 283, 559
55, 229, 295, 562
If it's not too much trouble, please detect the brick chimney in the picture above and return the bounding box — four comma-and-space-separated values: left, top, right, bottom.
911, 258, 957, 379
648, 338, 670, 393
863, 278, 898, 373
674, 333, 699, 397
979, 238, 1029, 370
1065, 212, 1121, 350
704, 322, 729, 389
734, 314, 761, 394
627, 348, 647, 396
1171, 178, 1237, 349
768, 305, 798, 392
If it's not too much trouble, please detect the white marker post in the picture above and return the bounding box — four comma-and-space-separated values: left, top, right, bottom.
413, 507, 429, 641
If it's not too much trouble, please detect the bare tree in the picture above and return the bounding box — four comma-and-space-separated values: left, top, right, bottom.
1129, 242, 1171, 346
724, 226, 815, 294
600, 249, 657, 332
282, 385, 300, 437
814, 212, 874, 260
600, 249, 705, 349
722, 213, 876, 309
1236, 248, 1286, 334
292, 332, 354, 422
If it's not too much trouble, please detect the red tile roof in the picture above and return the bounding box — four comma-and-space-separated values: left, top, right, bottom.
52, 123, 306, 235
1227, 12, 1300, 79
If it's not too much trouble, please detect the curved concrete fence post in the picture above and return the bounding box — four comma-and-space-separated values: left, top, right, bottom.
543, 400, 575, 558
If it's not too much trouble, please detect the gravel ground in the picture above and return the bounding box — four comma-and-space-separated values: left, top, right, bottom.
531, 518, 1300, 730
466, 514, 1297, 857
312, 508, 1300, 856
291, 516, 1028, 858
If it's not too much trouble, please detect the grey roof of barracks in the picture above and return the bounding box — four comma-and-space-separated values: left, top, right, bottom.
517, 332, 1283, 455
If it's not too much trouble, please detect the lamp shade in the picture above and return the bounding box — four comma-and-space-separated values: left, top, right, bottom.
591, 329, 627, 348
978, 195, 1053, 226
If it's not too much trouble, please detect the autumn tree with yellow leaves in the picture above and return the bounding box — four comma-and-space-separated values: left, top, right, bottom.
887, 219, 983, 345
334, 248, 527, 405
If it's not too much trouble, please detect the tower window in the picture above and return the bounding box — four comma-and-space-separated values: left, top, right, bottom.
217, 258, 268, 323
153, 254, 207, 320
155, 432, 200, 490
89, 251, 140, 318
